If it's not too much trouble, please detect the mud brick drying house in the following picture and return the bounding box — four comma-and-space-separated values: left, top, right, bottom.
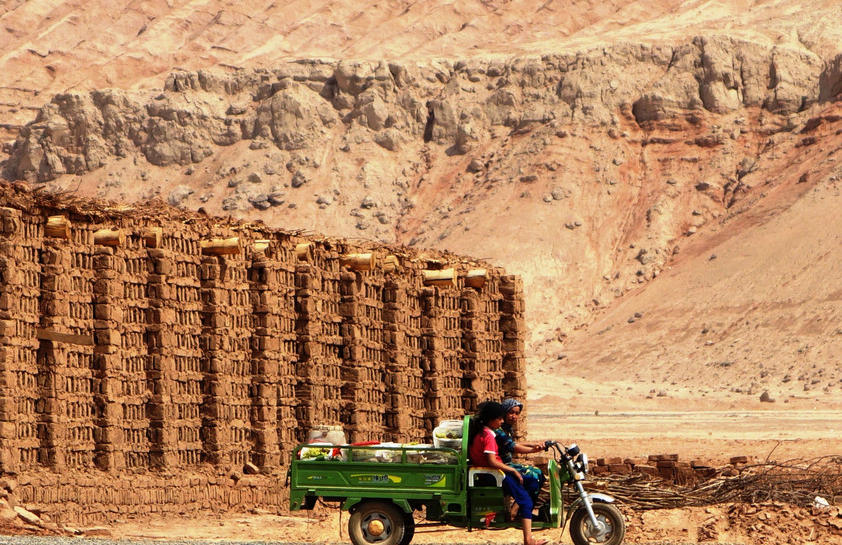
0, 183, 526, 521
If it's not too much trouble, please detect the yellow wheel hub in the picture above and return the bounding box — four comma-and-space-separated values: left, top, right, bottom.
367, 520, 385, 536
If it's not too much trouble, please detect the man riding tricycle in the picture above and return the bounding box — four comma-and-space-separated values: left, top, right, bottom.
288, 405, 625, 545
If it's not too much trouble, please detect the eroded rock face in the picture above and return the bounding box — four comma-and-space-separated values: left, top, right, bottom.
2, 36, 834, 182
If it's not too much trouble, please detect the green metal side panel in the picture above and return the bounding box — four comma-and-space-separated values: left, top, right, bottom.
292, 459, 461, 492
289, 416, 473, 516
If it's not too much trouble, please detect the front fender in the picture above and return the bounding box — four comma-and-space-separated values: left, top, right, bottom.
569, 492, 615, 512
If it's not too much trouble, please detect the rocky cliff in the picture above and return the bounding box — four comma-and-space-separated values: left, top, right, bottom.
6, 37, 840, 182
4, 36, 842, 343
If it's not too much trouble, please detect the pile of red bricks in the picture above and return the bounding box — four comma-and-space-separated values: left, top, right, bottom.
591, 454, 728, 484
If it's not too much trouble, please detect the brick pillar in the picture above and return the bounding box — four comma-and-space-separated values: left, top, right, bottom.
37, 242, 70, 470
338, 271, 387, 443
500, 275, 527, 438
91, 246, 125, 471
249, 255, 281, 471
460, 289, 481, 413
199, 255, 231, 466
293, 263, 320, 437
0, 207, 22, 472
383, 279, 411, 438
145, 248, 178, 468
338, 272, 359, 440
420, 287, 441, 434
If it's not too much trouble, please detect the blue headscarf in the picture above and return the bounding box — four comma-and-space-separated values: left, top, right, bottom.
501, 398, 523, 414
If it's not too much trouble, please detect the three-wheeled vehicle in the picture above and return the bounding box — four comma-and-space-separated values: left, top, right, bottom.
288, 416, 625, 545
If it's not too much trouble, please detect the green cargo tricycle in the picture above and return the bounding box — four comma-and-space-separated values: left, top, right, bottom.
289, 416, 624, 545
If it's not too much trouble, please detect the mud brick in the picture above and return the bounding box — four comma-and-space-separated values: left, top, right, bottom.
596, 458, 607, 466
200, 334, 223, 352
253, 336, 279, 352
423, 336, 443, 352
203, 358, 227, 374
146, 282, 171, 299
340, 323, 360, 338
656, 460, 676, 468
201, 401, 224, 419
203, 313, 226, 328
503, 356, 526, 373
251, 405, 274, 422
93, 254, 115, 269
94, 353, 121, 370
94, 343, 119, 355
200, 262, 220, 280
253, 383, 276, 399
95, 329, 120, 346
649, 453, 679, 462
295, 275, 315, 290
499, 276, 523, 295
461, 318, 483, 331
296, 297, 321, 314
93, 304, 122, 322
94, 278, 121, 297
40, 248, 68, 266
636, 464, 657, 476
694, 466, 717, 479
0, 319, 15, 338
730, 455, 748, 465
252, 359, 279, 376
606, 456, 623, 465
623, 458, 636, 466
674, 466, 698, 485
608, 464, 631, 474
255, 292, 278, 308
657, 466, 675, 480
591, 465, 610, 476
0, 421, 14, 440
40, 275, 69, 292
502, 338, 525, 353
0, 263, 19, 284
152, 258, 173, 275
93, 245, 115, 256
0, 208, 21, 234
147, 308, 174, 323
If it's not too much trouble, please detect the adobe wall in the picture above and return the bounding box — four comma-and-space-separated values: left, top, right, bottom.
0, 183, 527, 523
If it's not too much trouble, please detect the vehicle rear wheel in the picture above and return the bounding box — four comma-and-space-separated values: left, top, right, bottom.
399, 511, 415, 545
569, 502, 625, 545
348, 502, 406, 545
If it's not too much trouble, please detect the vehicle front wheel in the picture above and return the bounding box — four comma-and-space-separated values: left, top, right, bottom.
348, 502, 406, 545
569, 502, 625, 545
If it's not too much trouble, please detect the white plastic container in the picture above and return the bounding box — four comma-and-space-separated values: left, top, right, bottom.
433, 420, 463, 450
308, 425, 346, 445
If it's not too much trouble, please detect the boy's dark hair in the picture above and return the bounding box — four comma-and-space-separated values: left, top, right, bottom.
468, 400, 505, 445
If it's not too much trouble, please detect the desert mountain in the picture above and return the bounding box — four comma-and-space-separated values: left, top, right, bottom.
2, 0, 842, 399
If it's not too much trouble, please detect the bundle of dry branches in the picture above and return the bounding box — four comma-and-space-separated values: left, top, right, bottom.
585, 456, 842, 510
